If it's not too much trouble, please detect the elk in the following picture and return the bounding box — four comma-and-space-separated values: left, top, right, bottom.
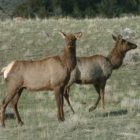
0, 31, 82, 127
64, 34, 137, 113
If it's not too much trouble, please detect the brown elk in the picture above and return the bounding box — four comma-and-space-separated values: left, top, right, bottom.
0, 31, 82, 127
64, 34, 137, 113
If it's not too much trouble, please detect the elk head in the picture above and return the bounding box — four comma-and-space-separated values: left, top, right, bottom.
59, 31, 82, 49
112, 34, 137, 52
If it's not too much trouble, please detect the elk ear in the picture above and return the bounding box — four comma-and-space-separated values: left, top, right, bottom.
74, 32, 82, 39
59, 31, 66, 39
112, 34, 117, 41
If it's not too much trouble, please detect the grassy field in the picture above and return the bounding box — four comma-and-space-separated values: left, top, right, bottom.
0, 16, 140, 140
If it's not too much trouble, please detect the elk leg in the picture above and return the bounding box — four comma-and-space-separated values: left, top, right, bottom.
100, 92, 105, 110
10, 88, 24, 126
0, 88, 18, 127
54, 87, 65, 122
89, 84, 100, 112
64, 91, 75, 114
60, 91, 64, 121
58, 86, 64, 121
100, 83, 106, 110
89, 80, 106, 112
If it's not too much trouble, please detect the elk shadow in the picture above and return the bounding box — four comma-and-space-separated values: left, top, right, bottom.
102, 109, 128, 117
5, 112, 15, 119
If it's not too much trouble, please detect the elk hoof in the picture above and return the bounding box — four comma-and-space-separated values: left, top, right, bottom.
0, 123, 5, 128
89, 106, 96, 112
58, 118, 65, 122
58, 116, 65, 122
18, 121, 24, 126
72, 111, 75, 114
60, 117, 65, 122
71, 108, 75, 114
101, 108, 105, 112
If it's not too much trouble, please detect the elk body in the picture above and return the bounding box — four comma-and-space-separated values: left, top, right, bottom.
64, 35, 137, 113
0, 32, 82, 127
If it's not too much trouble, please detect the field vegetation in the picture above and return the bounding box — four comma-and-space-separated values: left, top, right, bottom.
0, 16, 140, 140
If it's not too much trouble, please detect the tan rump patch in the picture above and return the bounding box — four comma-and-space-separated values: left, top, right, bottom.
2, 61, 16, 79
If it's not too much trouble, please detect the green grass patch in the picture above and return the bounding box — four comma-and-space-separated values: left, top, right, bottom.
0, 17, 140, 140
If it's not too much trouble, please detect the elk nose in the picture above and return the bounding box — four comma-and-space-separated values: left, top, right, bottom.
134, 44, 138, 49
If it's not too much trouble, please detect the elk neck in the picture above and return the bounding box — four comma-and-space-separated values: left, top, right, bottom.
63, 45, 77, 72
107, 43, 127, 70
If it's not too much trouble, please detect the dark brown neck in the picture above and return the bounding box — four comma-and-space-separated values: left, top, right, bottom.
63, 45, 76, 71
107, 43, 126, 70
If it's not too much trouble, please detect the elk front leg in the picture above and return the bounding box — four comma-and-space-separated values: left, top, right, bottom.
54, 87, 65, 122
0, 88, 18, 127
100, 86, 105, 110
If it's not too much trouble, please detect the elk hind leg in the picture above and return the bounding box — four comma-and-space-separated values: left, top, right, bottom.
64, 88, 75, 114
10, 88, 24, 126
